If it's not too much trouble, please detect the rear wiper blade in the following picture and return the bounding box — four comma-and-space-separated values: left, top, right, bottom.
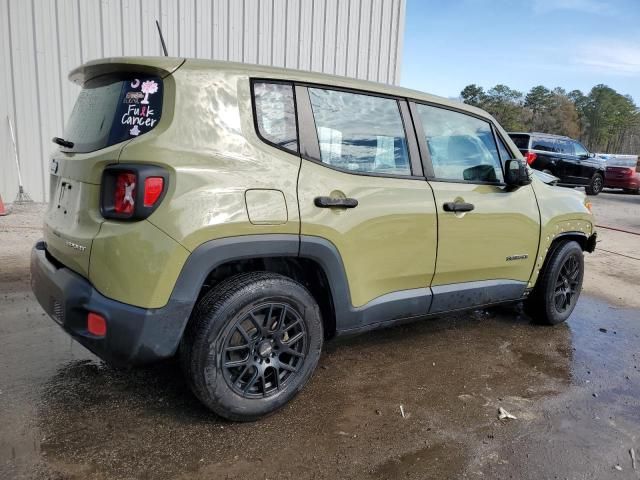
52, 137, 74, 148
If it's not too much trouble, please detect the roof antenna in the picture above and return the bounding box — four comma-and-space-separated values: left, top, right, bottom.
155, 19, 169, 56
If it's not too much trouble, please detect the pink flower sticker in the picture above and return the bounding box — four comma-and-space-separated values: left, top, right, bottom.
140, 80, 159, 104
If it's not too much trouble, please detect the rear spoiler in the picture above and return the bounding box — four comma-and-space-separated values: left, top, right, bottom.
69, 56, 185, 85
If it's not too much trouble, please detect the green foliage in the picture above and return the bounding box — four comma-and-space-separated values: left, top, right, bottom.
459, 83, 640, 154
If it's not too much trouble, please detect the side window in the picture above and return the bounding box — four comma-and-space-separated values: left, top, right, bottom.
531, 138, 557, 152
415, 104, 504, 183
307, 88, 411, 176
252, 82, 298, 153
557, 140, 574, 155
573, 141, 588, 157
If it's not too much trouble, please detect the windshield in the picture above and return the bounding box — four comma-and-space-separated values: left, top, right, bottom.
63, 74, 163, 153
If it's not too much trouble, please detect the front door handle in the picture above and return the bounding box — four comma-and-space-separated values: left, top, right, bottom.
443, 201, 474, 213
314, 196, 359, 209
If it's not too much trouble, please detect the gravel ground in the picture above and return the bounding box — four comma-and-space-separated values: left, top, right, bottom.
1, 189, 639, 480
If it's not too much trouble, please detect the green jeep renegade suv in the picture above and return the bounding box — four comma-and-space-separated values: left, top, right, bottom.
31, 57, 596, 421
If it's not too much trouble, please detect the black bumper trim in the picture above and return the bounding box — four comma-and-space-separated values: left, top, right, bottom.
586, 232, 597, 253
31, 241, 192, 365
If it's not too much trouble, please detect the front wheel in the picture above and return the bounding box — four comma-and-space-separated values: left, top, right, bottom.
525, 241, 584, 325
585, 173, 603, 195
180, 272, 323, 421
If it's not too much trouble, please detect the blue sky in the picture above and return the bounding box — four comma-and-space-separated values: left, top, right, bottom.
401, 0, 640, 103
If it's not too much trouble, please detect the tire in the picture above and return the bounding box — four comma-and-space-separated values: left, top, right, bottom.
525, 241, 584, 325
585, 173, 603, 195
180, 272, 323, 421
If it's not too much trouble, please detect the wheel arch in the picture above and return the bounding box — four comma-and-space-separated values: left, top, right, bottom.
171, 235, 350, 344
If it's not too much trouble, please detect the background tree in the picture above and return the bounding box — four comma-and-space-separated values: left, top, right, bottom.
459, 82, 640, 154
483, 85, 525, 131
524, 86, 554, 131
460, 84, 486, 108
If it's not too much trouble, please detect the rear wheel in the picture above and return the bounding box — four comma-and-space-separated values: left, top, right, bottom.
525, 241, 584, 325
585, 173, 603, 195
180, 272, 323, 421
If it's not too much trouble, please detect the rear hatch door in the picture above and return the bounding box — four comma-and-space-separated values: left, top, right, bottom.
44, 57, 183, 277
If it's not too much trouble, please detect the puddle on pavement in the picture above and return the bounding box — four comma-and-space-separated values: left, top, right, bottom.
372, 442, 466, 479
1, 295, 639, 479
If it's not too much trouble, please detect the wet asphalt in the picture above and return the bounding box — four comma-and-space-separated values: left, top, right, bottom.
2, 278, 640, 479
1, 194, 640, 479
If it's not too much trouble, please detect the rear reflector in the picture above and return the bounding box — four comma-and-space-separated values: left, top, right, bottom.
143, 177, 164, 207
87, 312, 107, 337
114, 173, 137, 215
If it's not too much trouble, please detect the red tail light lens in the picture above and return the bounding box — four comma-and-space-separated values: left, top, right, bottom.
114, 172, 137, 214
143, 177, 164, 207
524, 151, 537, 165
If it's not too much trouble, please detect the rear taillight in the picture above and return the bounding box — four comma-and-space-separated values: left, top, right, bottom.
523, 151, 537, 165
143, 177, 164, 207
114, 173, 136, 214
101, 164, 168, 220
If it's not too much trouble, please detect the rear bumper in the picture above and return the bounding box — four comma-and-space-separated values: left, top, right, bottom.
604, 177, 639, 190
30, 241, 192, 366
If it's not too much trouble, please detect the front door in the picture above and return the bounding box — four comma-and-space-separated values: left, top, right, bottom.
296, 86, 437, 330
411, 102, 540, 313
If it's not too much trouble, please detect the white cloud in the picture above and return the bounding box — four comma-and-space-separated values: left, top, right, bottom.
574, 40, 640, 76
532, 0, 615, 15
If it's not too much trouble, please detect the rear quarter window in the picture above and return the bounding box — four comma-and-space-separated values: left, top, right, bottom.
63, 75, 163, 153
252, 81, 298, 154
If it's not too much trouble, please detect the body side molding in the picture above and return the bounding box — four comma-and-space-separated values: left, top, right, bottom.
429, 279, 527, 313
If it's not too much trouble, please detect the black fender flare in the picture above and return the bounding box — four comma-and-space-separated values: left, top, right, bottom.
151, 234, 429, 358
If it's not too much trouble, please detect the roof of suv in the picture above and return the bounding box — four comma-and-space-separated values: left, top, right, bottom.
508, 132, 573, 140
72, 56, 496, 122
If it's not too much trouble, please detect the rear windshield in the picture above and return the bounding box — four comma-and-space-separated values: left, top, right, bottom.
63, 74, 163, 153
508, 134, 530, 150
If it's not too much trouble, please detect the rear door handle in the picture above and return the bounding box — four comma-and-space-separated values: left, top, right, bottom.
443, 202, 474, 213
314, 196, 359, 209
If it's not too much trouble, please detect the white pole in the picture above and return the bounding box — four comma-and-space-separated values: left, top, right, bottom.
7, 115, 24, 188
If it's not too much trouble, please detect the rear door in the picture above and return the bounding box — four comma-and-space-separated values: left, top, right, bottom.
411, 102, 540, 313
296, 85, 437, 330
556, 138, 583, 184
531, 136, 564, 178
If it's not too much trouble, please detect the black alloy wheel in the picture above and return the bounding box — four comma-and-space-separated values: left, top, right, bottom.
180, 272, 323, 421
525, 240, 584, 325
553, 253, 581, 313
221, 302, 307, 398
586, 173, 603, 195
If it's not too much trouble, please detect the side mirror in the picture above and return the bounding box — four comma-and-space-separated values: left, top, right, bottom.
588, 153, 596, 158
505, 159, 531, 187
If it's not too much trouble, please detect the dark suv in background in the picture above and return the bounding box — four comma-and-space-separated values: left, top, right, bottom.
508, 132, 605, 195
